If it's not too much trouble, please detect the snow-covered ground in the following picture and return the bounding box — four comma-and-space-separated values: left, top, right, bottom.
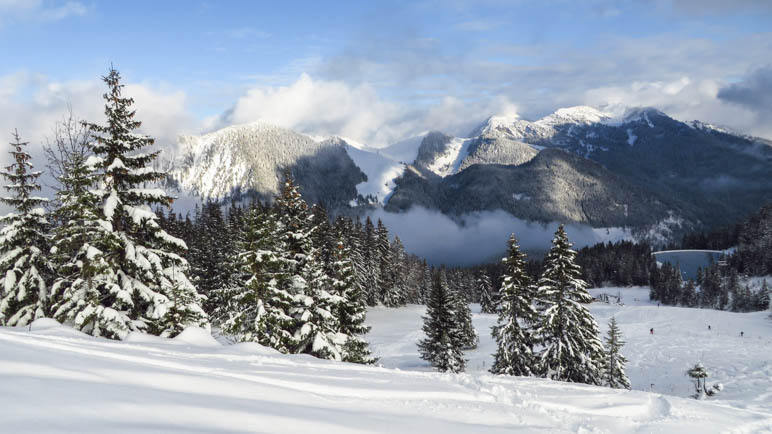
368, 287, 772, 415
1, 287, 771, 433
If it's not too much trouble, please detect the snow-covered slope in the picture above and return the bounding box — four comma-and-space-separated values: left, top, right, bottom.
337, 138, 405, 204
367, 287, 772, 416
171, 121, 324, 199
471, 106, 613, 139
2, 309, 770, 433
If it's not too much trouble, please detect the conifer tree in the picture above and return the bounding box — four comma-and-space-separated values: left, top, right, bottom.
79, 67, 207, 337
490, 235, 538, 376
376, 219, 392, 303
220, 206, 296, 352
344, 217, 368, 303
330, 233, 374, 364
534, 225, 605, 385
275, 175, 344, 360
382, 236, 407, 307
454, 286, 478, 350
603, 316, 630, 389
191, 200, 235, 316
418, 269, 466, 373
477, 271, 497, 314
362, 217, 380, 306
0, 130, 53, 326
49, 138, 126, 337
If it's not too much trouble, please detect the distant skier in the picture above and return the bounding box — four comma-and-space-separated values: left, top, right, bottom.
740, 331, 744, 337
650, 328, 654, 335
708, 325, 711, 331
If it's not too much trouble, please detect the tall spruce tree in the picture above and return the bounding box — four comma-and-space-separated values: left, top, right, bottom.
603, 316, 631, 389
219, 206, 296, 351
477, 271, 497, 314
274, 175, 344, 360
0, 130, 53, 326
454, 286, 478, 350
330, 233, 374, 364
375, 219, 392, 304
534, 225, 605, 385
490, 235, 538, 376
383, 236, 407, 307
49, 138, 127, 337
79, 68, 207, 337
362, 217, 380, 306
191, 200, 235, 316
418, 269, 466, 373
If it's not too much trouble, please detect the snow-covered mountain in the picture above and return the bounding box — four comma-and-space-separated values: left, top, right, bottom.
163, 106, 772, 242
168, 122, 367, 209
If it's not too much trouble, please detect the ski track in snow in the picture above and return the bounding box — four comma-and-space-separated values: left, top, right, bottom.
1, 287, 772, 433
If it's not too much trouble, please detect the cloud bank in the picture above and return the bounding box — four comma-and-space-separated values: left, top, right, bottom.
368, 206, 631, 266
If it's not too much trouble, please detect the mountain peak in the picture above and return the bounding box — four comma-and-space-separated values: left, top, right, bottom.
538, 106, 613, 126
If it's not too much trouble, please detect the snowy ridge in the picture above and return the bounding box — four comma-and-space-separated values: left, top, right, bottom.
171, 121, 341, 200
472, 106, 613, 140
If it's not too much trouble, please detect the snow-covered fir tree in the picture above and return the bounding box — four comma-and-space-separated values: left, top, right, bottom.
0, 130, 53, 326
78, 68, 207, 338
490, 234, 538, 376
49, 138, 126, 337
220, 206, 296, 352
329, 229, 375, 364
477, 270, 497, 314
362, 217, 380, 306
454, 286, 478, 349
382, 236, 407, 307
418, 269, 466, 373
344, 217, 369, 305
534, 225, 605, 384
603, 316, 630, 389
190, 200, 237, 316
375, 219, 393, 304
275, 175, 345, 360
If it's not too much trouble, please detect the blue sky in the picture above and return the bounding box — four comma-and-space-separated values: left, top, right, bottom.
1, 0, 772, 147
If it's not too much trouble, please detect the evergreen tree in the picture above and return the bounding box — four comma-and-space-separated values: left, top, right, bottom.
418, 269, 466, 373
0, 130, 53, 326
382, 236, 407, 307
330, 233, 375, 364
680, 279, 697, 307
490, 235, 538, 376
191, 200, 236, 316
275, 175, 344, 360
362, 217, 380, 306
220, 207, 296, 352
454, 285, 478, 350
603, 316, 631, 389
477, 271, 497, 314
533, 225, 605, 385
49, 138, 127, 337
80, 68, 207, 337
375, 219, 392, 303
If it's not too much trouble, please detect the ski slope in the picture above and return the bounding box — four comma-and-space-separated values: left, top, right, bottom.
0, 288, 771, 433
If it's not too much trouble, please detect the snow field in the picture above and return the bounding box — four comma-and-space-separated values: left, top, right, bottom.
367, 286, 772, 414
1, 286, 771, 432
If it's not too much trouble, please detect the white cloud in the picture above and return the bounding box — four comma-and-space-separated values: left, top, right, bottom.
0, 71, 194, 168
221, 74, 521, 146
582, 75, 772, 138
369, 206, 630, 265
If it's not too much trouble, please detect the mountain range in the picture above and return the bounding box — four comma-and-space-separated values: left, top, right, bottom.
165, 106, 772, 245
